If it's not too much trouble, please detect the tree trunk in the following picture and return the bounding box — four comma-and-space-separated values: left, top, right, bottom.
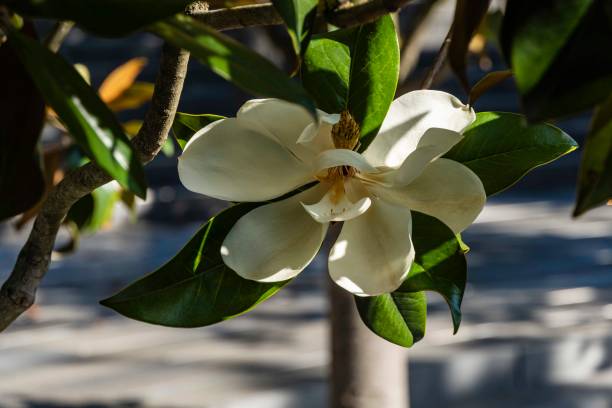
328, 279, 409, 408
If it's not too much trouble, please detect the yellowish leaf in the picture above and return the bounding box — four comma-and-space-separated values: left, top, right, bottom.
108, 82, 154, 112
123, 119, 143, 138
99, 57, 147, 103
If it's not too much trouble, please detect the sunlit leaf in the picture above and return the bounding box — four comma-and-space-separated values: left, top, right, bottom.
302, 15, 399, 150
8, 29, 147, 198
446, 112, 578, 196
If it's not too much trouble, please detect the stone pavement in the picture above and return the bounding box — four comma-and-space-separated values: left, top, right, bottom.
1, 189, 611, 408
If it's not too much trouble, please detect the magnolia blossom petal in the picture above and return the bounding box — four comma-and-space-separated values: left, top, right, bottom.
302, 181, 371, 223
370, 158, 486, 233
364, 90, 475, 168
329, 199, 415, 296
297, 111, 339, 154
314, 149, 379, 174
392, 127, 464, 185
222, 187, 328, 282
179, 118, 312, 202
237, 98, 318, 161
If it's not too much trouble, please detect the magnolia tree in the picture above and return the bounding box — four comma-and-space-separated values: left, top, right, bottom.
1, 0, 610, 407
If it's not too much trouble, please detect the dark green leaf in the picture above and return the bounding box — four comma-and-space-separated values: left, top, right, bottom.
153, 15, 317, 118
101, 203, 289, 327
355, 291, 427, 348
468, 70, 512, 105
172, 112, 225, 150
302, 15, 399, 150
0, 22, 45, 221
272, 0, 318, 57
449, 0, 492, 91
9, 29, 147, 198
2, 0, 192, 36
399, 212, 467, 333
574, 95, 612, 216
446, 112, 578, 196
501, 0, 612, 120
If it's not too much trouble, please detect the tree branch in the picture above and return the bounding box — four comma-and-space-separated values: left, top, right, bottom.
189, 0, 416, 31
43, 21, 74, 52
0, 43, 190, 331
420, 25, 451, 90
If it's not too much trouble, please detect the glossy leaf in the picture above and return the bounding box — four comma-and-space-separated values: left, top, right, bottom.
101, 204, 289, 327
272, 0, 318, 57
2, 0, 193, 36
9, 29, 147, 198
153, 15, 317, 118
0, 23, 46, 221
302, 15, 399, 149
172, 112, 225, 150
449, 0, 492, 91
446, 112, 578, 196
107, 82, 154, 112
468, 70, 512, 105
355, 291, 427, 348
399, 212, 467, 333
302, 27, 354, 113
574, 95, 612, 216
501, 0, 612, 120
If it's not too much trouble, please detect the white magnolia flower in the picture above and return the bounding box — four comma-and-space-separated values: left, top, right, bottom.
178, 90, 486, 296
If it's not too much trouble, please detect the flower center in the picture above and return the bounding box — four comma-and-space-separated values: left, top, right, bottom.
331, 110, 360, 150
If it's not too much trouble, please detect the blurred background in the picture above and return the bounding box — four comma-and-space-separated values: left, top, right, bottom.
1, 0, 612, 407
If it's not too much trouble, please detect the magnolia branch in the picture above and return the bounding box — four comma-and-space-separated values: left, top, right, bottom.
190, 0, 416, 30
0, 44, 190, 331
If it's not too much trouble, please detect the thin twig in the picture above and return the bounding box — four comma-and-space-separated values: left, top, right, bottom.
0, 44, 190, 331
420, 25, 451, 90
43, 21, 74, 52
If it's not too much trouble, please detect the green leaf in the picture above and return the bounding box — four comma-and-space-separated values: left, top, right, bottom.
445, 112, 578, 196
66, 182, 121, 233
302, 27, 354, 113
0, 22, 45, 221
355, 291, 427, 348
100, 203, 289, 327
153, 15, 317, 118
272, 0, 318, 57
302, 15, 399, 149
355, 212, 466, 347
2, 0, 193, 36
172, 112, 225, 150
8, 29, 147, 198
399, 212, 467, 333
448, 0, 492, 91
574, 95, 612, 216
501, 0, 612, 120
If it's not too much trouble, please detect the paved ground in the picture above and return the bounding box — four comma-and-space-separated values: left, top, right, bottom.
1, 188, 611, 408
